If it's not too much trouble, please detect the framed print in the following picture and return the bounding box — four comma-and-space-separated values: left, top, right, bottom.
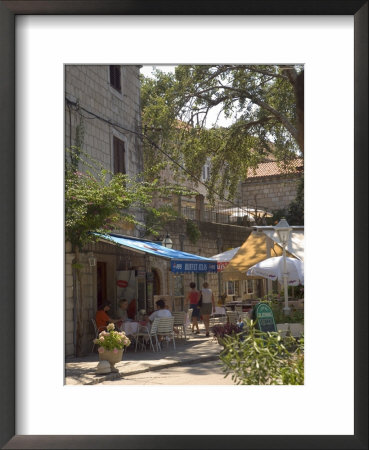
0, 1, 367, 449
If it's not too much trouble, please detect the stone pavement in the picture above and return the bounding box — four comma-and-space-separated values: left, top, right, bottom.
65, 328, 222, 385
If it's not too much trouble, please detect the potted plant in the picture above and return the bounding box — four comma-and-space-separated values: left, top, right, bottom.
93, 323, 131, 373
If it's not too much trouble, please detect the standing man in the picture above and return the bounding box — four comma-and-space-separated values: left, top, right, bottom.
200, 282, 215, 337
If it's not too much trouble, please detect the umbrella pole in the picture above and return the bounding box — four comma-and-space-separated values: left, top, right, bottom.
282, 247, 291, 315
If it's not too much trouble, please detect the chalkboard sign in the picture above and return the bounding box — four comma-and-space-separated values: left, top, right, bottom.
254, 303, 277, 333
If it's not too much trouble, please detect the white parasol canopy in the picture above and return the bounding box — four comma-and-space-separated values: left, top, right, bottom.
210, 247, 240, 272
246, 256, 304, 286
210, 247, 240, 262
219, 206, 273, 221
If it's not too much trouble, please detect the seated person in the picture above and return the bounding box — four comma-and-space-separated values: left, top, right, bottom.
137, 309, 149, 323
141, 313, 150, 326
95, 301, 119, 332
149, 299, 172, 322
116, 298, 129, 321
126, 298, 137, 320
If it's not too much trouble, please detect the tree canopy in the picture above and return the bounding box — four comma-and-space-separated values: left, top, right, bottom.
65, 147, 195, 355
65, 147, 195, 249
141, 64, 304, 203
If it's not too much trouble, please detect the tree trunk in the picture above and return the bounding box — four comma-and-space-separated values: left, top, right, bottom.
286, 68, 304, 155
74, 247, 84, 356
295, 71, 304, 155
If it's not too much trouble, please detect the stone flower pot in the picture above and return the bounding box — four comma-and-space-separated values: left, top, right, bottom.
98, 348, 124, 373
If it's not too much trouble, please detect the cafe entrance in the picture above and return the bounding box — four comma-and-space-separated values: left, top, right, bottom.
152, 269, 161, 296
96, 261, 107, 309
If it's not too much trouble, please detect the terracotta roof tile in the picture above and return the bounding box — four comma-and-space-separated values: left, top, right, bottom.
247, 159, 303, 179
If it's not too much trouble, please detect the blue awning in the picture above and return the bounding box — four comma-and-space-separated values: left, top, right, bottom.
95, 233, 217, 273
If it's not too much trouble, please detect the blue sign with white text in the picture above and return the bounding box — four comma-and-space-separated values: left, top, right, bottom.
171, 260, 217, 273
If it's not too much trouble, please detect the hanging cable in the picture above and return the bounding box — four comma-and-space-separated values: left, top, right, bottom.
65, 96, 270, 218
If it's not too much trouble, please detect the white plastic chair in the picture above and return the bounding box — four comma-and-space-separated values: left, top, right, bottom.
172, 311, 187, 340
134, 318, 160, 352
210, 314, 227, 328
156, 317, 176, 350
226, 311, 238, 325
235, 305, 243, 316
211, 306, 227, 324
239, 312, 249, 321
90, 318, 99, 352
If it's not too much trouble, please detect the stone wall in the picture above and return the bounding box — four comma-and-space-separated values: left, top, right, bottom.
164, 219, 250, 257
65, 65, 144, 357
65, 247, 96, 358
65, 65, 143, 178
241, 174, 302, 212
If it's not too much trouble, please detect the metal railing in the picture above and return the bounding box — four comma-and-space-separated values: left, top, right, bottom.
180, 205, 268, 226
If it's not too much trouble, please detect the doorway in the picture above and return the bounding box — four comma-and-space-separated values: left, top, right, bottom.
97, 261, 107, 309
152, 269, 161, 296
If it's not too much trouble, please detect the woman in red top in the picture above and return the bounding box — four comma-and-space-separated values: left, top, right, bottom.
185, 282, 201, 334
95, 301, 119, 332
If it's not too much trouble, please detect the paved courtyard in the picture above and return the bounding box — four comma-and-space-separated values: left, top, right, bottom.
65, 326, 224, 385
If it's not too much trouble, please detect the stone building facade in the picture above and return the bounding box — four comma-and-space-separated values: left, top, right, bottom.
65, 65, 145, 357
241, 159, 304, 213
64, 65, 250, 357
64, 66, 301, 357
65, 65, 143, 182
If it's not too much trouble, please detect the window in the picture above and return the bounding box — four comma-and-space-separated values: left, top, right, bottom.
234, 280, 240, 296
113, 136, 125, 174
109, 65, 121, 92
247, 280, 254, 293
226, 281, 235, 295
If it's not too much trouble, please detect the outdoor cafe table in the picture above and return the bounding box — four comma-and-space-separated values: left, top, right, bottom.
212, 306, 226, 316
119, 321, 139, 335
225, 301, 253, 312
225, 301, 244, 308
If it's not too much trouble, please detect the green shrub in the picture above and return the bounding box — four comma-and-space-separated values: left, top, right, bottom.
186, 219, 201, 244
258, 297, 304, 324
219, 321, 304, 385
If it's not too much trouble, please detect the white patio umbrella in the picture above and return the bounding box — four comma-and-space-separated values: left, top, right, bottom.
219, 206, 273, 220
246, 256, 304, 286
210, 247, 240, 272
210, 247, 240, 262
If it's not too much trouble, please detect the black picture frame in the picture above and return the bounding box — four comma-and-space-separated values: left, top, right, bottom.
0, 1, 367, 449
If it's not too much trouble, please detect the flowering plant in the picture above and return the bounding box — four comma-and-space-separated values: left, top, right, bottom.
211, 322, 242, 340
94, 323, 131, 354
